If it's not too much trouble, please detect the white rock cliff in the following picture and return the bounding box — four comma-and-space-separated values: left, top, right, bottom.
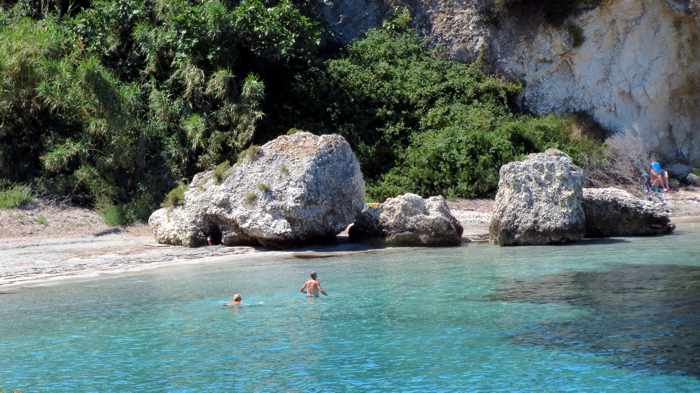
319, 0, 700, 165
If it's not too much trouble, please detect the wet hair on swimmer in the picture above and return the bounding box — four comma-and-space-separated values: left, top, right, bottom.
310, 272, 317, 279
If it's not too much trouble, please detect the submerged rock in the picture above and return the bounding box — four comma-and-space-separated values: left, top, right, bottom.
149, 132, 365, 248
583, 188, 675, 237
489, 149, 585, 246
349, 193, 463, 246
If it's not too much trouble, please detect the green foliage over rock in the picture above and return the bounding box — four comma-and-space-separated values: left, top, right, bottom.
0, 0, 321, 220
213, 160, 231, 184
369, 115, 604, 201
0, 4, 604, 215
317, 15, 603, 201
161, 182, 187, 208
323, 15, 520, 182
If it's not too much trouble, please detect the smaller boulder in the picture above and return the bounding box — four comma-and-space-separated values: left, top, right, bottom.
686, 173, 700, 186
349, 194, 463, 246
668, 163, 692, 180
583, 188, 675, 237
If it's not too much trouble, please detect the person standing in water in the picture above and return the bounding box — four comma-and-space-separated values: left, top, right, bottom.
300, 272, 327, 297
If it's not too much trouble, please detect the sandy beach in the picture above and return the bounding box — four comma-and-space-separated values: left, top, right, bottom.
2, 189, 699, 289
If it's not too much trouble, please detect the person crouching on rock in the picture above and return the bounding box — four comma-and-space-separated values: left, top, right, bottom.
650, 159, 670, 192
225, 293, 242, 306
300, 272, 327, 297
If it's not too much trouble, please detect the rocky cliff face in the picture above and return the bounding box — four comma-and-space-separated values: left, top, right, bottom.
319, 0, 700, 165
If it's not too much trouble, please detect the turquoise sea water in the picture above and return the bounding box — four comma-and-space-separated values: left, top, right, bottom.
1, 224, 700, 392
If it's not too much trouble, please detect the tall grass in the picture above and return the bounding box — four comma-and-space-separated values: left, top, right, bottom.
0, 184, 34, 209
213, 161, 231, 184
161, 183, 187, 208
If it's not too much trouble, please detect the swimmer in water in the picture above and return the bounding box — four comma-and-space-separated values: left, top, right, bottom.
225, 293, 242, 306
300, 272, 327, 297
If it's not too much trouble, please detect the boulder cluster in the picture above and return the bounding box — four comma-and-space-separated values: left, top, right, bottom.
149, 132, 463, 248
489, 149, 674, 246
150, 133, 674, 249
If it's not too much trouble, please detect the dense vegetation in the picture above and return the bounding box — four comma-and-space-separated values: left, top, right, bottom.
0, 1, 603, 222
320, 12, 601, 200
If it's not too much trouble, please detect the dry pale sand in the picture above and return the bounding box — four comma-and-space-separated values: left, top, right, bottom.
1, 188, 699, 289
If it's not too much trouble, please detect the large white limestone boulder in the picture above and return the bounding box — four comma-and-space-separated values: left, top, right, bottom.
149, 132, 365, 248
489, 149, 585, 246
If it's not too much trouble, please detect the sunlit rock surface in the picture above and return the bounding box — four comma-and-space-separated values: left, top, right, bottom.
149, 132, 365, 248
350, 193, 463, 246
490, 149, 585, 246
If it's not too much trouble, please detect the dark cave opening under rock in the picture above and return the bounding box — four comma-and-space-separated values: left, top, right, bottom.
206, 224, 223, 245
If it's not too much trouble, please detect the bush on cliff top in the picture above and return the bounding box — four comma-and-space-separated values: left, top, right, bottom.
161, 183, 187, 208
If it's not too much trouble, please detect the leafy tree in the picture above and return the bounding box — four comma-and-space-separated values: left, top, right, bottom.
0, 3, 604, 221
0, 0, 323, 222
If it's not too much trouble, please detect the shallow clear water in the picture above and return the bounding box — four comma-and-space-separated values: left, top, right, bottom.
1, 225, 700, 392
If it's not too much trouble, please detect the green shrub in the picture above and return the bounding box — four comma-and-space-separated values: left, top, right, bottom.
244, 192, 257, 205
324, 17, 521, 182
0, 0, 317, 217
239, 145, 261, 163
161, 183, 187, 208
257, 183, 270, 192
0, 184, 34, 209
98, 203, 128, 226
280, 165, 289, 175
369, 115, 604, 201
213, 161, 231, 184
36, 215, 48, 225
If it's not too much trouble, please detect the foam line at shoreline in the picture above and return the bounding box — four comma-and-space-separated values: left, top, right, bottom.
0, 242, 400, 290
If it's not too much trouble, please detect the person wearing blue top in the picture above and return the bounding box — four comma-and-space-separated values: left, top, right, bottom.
649, 159, 670, 192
